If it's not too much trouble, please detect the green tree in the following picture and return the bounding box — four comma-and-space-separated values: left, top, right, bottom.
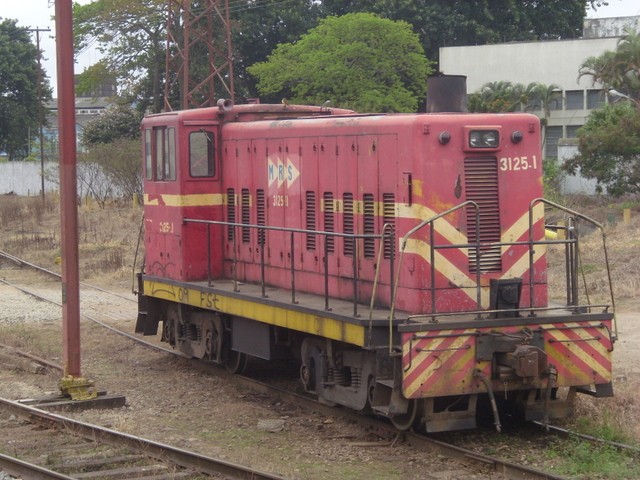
571, 28, 640, 196
80, 104, 143, 204
232, 0, 324, 100
247, 13, 431, 112
0, 19, 51, 160
73, 0, 166, 113
81, 104, 143, 147
320, 1, 604, 65
583, 28, 640, 99
565, 102, 640, 196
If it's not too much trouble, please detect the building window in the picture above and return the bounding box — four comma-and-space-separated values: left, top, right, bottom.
545, 126, 563, 159
566, 125, 582, 138
565, 90, 584, 110
587, 89, 605, 109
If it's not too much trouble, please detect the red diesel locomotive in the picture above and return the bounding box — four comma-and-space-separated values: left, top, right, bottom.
136, 87, 616, 432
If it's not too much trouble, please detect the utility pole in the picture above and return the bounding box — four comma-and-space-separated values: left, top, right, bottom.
28, 27, 51, 203
164, 0, 234, 111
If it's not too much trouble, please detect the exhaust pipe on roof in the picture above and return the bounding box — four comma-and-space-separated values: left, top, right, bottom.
217, 98, 234, 112
426, 74, 468, 113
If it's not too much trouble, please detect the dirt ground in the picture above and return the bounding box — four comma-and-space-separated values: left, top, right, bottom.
0, 278, 488, 480
1, 196, 639, 478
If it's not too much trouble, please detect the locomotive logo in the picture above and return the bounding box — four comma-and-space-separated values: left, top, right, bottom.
267, 155, 300, 188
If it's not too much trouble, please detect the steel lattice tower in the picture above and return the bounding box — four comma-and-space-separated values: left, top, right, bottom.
164, 0, 234, 111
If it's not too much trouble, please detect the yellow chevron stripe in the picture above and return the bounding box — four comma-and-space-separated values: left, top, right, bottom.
403, 333, 475, 397
502, 203, 544, 243
547, 328, 611, 381
403, 237, 487, 306
144, 193, 225, 207
397, 203, 467, 245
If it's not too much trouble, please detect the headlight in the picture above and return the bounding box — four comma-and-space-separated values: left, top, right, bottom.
469, 130, 499, 148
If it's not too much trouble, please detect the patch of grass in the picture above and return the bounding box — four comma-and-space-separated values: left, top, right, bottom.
548, 439, 640, 479
0, 323, 61, 359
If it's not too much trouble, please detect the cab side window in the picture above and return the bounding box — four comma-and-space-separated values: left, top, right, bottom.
144, 127, 176, 181
144, 129, 153, 180
189, 130, 215, 177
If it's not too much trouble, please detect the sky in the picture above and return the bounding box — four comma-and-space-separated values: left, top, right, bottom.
1, 0, 640, 97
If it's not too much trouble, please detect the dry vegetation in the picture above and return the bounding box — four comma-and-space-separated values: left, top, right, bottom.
0, 194, 142, 286
0, 193, 639, 477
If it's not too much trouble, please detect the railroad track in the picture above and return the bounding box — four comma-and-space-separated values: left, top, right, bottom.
2, 251, 636, 479
0, 396, 284, 480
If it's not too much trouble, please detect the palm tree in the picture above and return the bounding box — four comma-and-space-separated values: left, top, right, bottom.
579, 29, 640, 101
511, 82, 538, 112
530, 83, 561, 150
614, 28, 640, 99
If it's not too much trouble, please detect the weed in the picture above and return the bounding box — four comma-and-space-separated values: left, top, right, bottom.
548, 438, 640, 479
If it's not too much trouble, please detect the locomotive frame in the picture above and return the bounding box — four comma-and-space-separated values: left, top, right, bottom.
135, 99, 617, 432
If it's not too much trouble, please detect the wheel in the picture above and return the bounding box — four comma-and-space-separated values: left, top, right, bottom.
224, 349, 248, 374
300, 361, 314, 392
162, 305, 179, 346
390, 399, 420, 431
203, 316, 222, 362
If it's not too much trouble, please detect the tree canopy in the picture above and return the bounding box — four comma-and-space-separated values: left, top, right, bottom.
569, 28, 640, 196
321, 0, 602, 65
247, 13, 431, 112
73, 0, 166, 113
565, 102, 640, 196
81, 103, 143, 147
0, 19, 51, 160
579, 28, 640, 100
72, 0, 604, 110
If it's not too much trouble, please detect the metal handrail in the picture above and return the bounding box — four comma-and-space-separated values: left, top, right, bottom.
183, 217, 394, 317
389, 201, 481, 337
528, 198, 617, 339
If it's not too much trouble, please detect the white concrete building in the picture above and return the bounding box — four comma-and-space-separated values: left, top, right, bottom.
439, 16, 639, 160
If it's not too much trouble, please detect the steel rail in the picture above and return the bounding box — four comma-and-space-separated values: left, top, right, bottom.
533, 421, 640, 455
0, 453, 76, 480
0, 249, 136, 303
0, 277, 177, 356
0, 396, 285, 480
0, 266, 592, 480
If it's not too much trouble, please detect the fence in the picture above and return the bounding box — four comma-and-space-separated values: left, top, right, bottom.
0, 161, 58, 196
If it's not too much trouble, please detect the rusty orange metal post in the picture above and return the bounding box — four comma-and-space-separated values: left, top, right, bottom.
55, 0, 81, 379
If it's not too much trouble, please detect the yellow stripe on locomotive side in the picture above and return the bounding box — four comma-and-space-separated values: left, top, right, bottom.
143, 279, 366, 347
144, 193, 226, 207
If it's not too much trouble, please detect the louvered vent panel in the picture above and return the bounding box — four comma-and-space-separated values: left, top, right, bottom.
323, 192, 335, 253
226, 188, 235, 241
257, 189, 265, 246
306, 191, 316, 251
464, 157, 502, 273
241, 188, 251, 243
343, 193, 354, 256
363, 194, 375, 258
382, 193, 395, 259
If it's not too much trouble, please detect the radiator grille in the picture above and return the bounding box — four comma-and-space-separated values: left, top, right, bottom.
256, 189, 265, 246
306, 191, 316, 251
382, 193, 395, 259
241, 188, 251, 243
323, 192, 335, 253
363, 193, 375, 258
226, 188, 235, 241
464, 157, 502, 272
343, 193, 354, 256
